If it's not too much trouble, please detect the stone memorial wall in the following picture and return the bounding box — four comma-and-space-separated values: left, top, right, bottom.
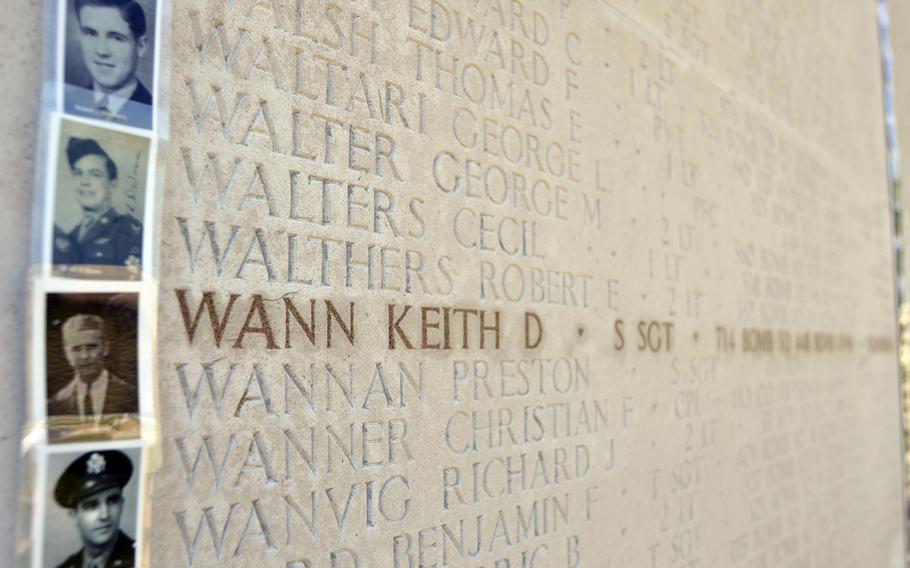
148, 0, 905, 566
2, 0, 908, 567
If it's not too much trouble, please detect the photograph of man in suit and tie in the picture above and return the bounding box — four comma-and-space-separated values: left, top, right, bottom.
63, 0, 157, 129
51, 119, 148, 280
45, 292, 139, 440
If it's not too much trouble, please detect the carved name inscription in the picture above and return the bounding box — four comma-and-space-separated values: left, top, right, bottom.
150, 1, 903, 567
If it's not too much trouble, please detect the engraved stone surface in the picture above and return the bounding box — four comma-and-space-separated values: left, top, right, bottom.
146, 1, 905, 566
2, 0, 908, 566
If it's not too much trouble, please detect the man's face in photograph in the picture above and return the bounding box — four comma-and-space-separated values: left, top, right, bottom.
63, 327, 107, 376
77, 5, 147, 92
72, 153, 114, 213
73, 486, 124, 547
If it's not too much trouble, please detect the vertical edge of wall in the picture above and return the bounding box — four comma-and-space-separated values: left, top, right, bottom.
892, 3, 910, 560
0, 0, 42, 564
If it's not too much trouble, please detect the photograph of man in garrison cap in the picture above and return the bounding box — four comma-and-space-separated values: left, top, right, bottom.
44, 447, 140, 568
63, 0, 157, 129
45, 293, 139, 438
52, 119, 148, 280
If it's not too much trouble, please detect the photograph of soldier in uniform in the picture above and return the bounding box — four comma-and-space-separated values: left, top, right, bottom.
43, 447, 141, 568
51, 119, 149, 280
63, 0, 157, 130
45, 292, 139, 442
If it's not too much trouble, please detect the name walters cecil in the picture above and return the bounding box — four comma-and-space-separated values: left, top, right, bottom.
175, 289, 545, 350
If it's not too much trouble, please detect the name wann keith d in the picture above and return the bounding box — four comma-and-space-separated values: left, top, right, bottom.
174, 289, 544, 350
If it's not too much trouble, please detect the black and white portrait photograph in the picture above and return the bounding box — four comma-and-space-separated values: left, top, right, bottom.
45, 292, 140, 442
62, 0, 158, 130
51, 118, 150, 280
42, 445, 141, 568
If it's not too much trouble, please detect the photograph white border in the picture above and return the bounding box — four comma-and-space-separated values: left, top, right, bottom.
29, 278, 155, 446
40, 112, 158, 284
54, 0, 161, 132
29, 439, 147, 568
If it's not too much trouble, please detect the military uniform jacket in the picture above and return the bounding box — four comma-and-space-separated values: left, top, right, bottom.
55, 530, 136, 568
54, 209, 143, 269
64, 80, 153, 130
48, 372, 138, 418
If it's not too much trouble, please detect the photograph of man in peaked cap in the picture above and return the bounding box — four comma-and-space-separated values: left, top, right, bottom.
44, 447, 140, 568
52, 119, 149, 280
46, 292, 139, 441
63, 0, 157, 129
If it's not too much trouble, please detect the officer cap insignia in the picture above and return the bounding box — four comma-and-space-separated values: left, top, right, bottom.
86, 453, 106, 475
54, 450, 133, 509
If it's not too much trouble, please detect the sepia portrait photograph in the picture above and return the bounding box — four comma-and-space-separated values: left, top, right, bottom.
51, 118, 150, 280
42, 445, 141, 568
62, 0, 158, 130
45, 292, 140, 442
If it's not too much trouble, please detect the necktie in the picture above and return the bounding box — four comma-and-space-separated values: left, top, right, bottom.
78, 216, 95, 241
96, 95, 111, 117
82, 386, 91, 418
